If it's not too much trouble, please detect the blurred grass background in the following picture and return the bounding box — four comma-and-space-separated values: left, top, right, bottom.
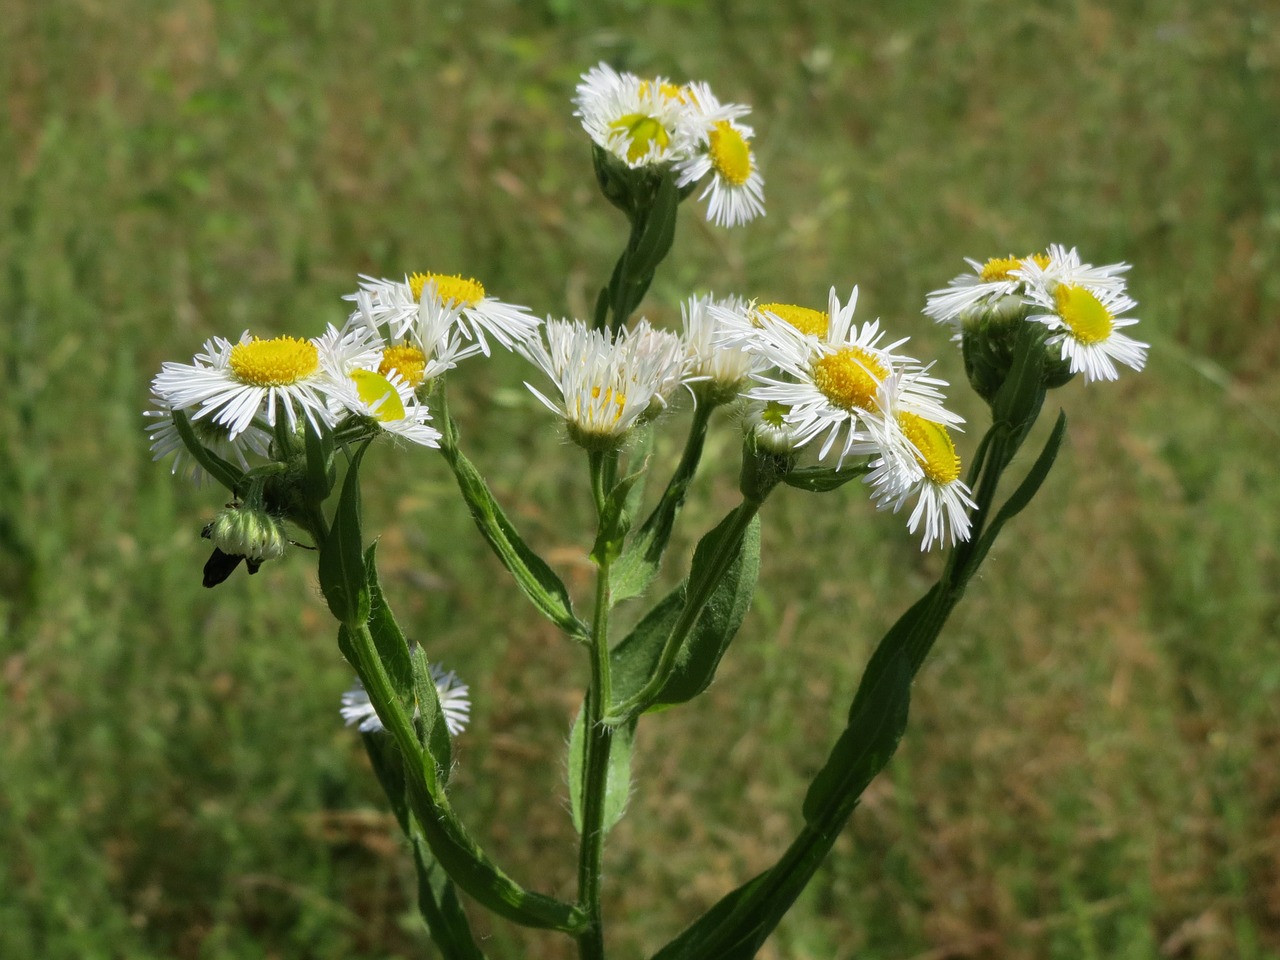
2, 1, 1278, 958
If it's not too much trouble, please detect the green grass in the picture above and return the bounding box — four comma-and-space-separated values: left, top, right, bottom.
2, 1, 1279, 958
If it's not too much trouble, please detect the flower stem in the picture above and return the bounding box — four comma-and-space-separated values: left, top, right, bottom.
577, 456, 617, 959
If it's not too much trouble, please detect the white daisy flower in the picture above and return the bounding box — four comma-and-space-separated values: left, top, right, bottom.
865, 404, 976, 551
340, 666, 471, 737
144, 393, 272, 486
151, 332, 336, 440
574, 63, 697, 168
522, 318, 686, 449
347, 272, 539, 356
681, 293, 762, 403
1018, 268, 1148, 383
348, 289, 483, 393
674, 117, 765, 227
746, 287, 961, 468
619, 317, 688, 415
923, 252, 1052, 333
1016, 243, 1131, 294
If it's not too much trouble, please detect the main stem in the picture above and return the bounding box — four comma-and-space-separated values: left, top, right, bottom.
577, 454, 616, 959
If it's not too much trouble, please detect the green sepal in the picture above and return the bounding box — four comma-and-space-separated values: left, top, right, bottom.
412, 836, 487, 960
303, 415, 337, 502
411, 643, 453, 788
170, 409, 245, 494
567, 708, 635, 836
781, 464, 871, 493
364, 542, 414, 701
590, 468, 644, 566
610, 512, 761, 708
318, 441, 371, 625
439, 415, 586, 638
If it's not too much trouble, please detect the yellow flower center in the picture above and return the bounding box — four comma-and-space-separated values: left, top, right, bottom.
379, 344, 427, 388
811, 347, 888, 412
708, 121, 752, 186
758, 302, 828, 338
349, 369, 406, 422
228, 336, 319, 387
639, 79, 684, 102
408, 272, 485, 308
1054, 284, 1114, 345
609, 113, 671, 163
899, 412, 961, 485
979, 252, 1050, 282
589, 384, 627, 425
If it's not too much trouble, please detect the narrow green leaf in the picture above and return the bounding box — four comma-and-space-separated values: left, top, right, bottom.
609, 512, 761, 709
627, 172, 678, 277
303, 415, 336, 502
589, 469, 643, 566
413, 836, 487, 960
782, 464, 870, 493
411, 644, 453, 788
318, 442, 371, 625
567, 708, 635, 835
360, 731, 411, 835
654, 514, 760, 706
961, 410, 1067, 582
365, 543, 414, 700
171, 409, 244, 494
439, 426, 585, 637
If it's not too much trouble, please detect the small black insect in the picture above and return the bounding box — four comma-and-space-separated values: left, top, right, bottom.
200, 521, 263, 588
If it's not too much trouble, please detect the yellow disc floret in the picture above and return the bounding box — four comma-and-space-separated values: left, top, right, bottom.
1054, 284, 1114, 345
229, 336, 319, 387
979, 252, 1050, 283
811, 347, 888, 412
708, 121, 752, 186
409, 272, 485, 309
379, 344, 428, 388
349, 369, 406, 423
899, 412, 961, 484
758, 302, 829, 338
609, 113, 672, 163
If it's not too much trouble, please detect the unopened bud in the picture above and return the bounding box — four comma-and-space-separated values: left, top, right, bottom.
207, 503, 289, 563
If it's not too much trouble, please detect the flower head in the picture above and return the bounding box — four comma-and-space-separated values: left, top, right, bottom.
150, 332, 335, 440
574, 64, 698, 168
522, 318, 686, 449
145, 390, 272, 486
744, 288, 961, 468
340, 666, 471, 737
674, 115, 765, 227
681, 293, 761, 404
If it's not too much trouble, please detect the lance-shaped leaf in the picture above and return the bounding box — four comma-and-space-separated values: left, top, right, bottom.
413, 836, 487, 960
364, 543, 414, 699
303, 415, 336, 502
439, 424, 586, 638
590, 469, 643, 566
410, 644, 454, 788
318, 442, 371, 625
567, 708, 635, 836
781, 464, 870, 493
171, 409, 245, 494
651, 654, 912, 960
610, 511, 761, 710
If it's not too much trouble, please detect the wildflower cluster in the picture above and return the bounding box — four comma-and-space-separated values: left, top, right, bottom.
143, 62, 1151, 960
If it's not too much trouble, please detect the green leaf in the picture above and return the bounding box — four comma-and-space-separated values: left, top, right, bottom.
171, 409, 244, 494
411, 644, 453, 788
609, 512, 761, 708
318, 442, 371, 625
652, 655, 912, 960
781, 464, 870, 493
303, 415, 336, 502
655, 514, 760, 706
991, 322, 1048, 455
627, 172, 678, 278
590, 468, 643, 566
439, 422, 585, 638
360, 730, 412, 835
364, 543, 414, 700
412, 837, 487, 960
961, 410, 1067, 582
567, 708, 635, 836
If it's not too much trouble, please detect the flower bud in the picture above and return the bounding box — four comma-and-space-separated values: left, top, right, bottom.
206, 502, 289, 563
960, 296, 1076, 402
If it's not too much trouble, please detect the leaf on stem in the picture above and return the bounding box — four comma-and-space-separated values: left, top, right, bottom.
411, 644, 454, 788
171, 409, 245, 494
413, 836, 488, 960
318, 441, 371, 625
781, 464, 871, 493
439, 421, 586, 638
303, 415, 336, 502
567, 709, 635, 836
